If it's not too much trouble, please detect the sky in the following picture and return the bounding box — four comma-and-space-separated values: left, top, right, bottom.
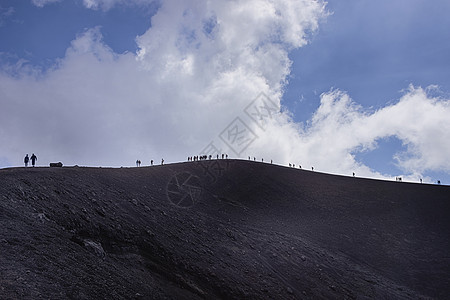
1, 0, 449, 185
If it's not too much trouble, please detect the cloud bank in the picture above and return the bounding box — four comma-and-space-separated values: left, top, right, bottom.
2, 0, 450, 183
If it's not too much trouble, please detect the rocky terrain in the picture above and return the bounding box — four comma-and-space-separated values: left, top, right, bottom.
1, 159, 449, 299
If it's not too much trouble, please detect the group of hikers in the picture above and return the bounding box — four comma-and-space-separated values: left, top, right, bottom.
248, 156, 273, 164
21, 152, 441, 184
23, 154, 37, 167
135, 159, 163, 166
288, 163, 303, 169
188, 153, 229, 161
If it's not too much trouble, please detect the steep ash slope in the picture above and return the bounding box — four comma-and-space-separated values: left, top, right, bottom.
1, 160, 449, 299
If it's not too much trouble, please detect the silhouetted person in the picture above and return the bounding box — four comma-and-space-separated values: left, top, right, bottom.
311, 166, 314, 171
270, 160, 272, 164
254, 157, 256, 161
161, 158, 164, 165
299, 165, 301, 169
248, 156, 250, 160
353, 172, 355, 177
24, 154, 29, 167
262, 158, 264, 162
437, 180, 441, 185
30, 153, 37, 167
209, 155, 212, 160
289, 163, 291, 167
420, 178, 422, 184
217, 154, 219, 159
226, 154, 228, 159
136, 160, 141, 167
151, 159, 153, 166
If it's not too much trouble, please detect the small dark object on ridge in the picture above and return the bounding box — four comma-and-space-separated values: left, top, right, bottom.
50, 162, 63, 168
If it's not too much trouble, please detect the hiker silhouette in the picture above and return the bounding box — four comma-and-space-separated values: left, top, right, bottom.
24, 154, 29, 167
30, 153, 37, 167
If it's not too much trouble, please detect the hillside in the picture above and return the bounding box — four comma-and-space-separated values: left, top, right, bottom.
1, 160, 449, 299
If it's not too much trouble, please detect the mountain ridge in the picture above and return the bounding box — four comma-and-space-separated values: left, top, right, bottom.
1, 160, 449, 299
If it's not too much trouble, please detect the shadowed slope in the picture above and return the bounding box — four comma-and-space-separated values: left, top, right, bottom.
1, 160, 449, 299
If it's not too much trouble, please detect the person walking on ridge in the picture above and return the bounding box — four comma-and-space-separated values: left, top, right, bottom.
24, 154, 29, 167
30, 153, 37, 167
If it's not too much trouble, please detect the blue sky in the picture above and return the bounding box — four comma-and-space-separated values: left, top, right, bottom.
284, 0, 450, 182
0, 1, 155, 67
1, 0, 449, 184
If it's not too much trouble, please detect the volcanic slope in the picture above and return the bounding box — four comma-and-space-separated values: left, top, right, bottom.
1, 160, 449, 299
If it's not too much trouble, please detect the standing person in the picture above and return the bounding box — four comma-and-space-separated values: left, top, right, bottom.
30, 153, 37, 167
151, 159, 153, 166
24, 154, 29, 167
161, 158, 164, 165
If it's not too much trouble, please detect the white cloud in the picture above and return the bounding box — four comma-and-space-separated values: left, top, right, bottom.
263, 86, 450, 181
0, 6, 15, 27
1, 0, 449, 184
31, 0, 154, 10
82, 0, 154, 11
31, 0, 61, 8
